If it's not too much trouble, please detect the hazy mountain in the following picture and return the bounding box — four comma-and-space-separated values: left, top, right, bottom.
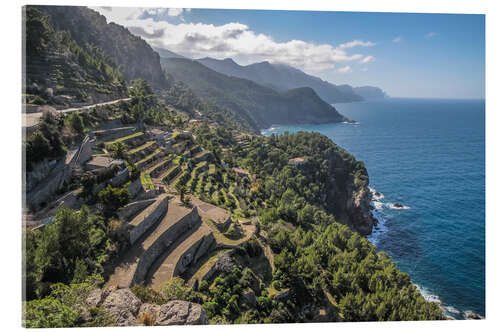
160, 57, 349, 130
196, 57, 367, 103
353, 86, 388, 100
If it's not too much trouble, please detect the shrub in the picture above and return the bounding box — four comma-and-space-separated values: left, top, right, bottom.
131, 285, 166, 305
67, 113, 85, 134
23, 298, 79, 328
160, 277, 191, 302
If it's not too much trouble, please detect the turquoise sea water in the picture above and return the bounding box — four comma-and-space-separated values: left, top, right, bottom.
262, 98, 485, 319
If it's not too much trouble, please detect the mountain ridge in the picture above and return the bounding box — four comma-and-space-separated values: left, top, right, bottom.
160, 57, 349, 131
195, 56, 387, 103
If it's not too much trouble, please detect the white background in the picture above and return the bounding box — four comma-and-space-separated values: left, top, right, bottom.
1, 0, 497, 332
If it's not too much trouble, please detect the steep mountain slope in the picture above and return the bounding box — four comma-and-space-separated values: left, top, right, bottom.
23, 7, 127, 106
196, 57, 364, 103
154, 47, 186, 59
32, 5, 168, 90
160, 57, 349, 131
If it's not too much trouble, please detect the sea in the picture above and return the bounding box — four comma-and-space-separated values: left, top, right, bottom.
261, 98, 485, 319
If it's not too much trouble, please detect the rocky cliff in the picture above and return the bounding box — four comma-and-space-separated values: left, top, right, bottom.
325, 149, 375, 235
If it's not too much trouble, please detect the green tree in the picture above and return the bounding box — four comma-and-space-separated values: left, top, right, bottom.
160, 277, 191, 302
97, 185, 131, 216
25, 7, 53, 57
23, 298, 79, 328
176, 184, 187, 203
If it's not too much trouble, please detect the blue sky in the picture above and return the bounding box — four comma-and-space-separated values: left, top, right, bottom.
92, 7, 485, 99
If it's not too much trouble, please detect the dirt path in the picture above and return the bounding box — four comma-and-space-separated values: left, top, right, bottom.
23, 97, 131, 128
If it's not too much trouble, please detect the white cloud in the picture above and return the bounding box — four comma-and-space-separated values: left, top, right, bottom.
425, 32, 437, 38
338, 40, 376, 49
392, 36, 402, 43
167, 8, 184, 17
90, 7, 376, 73
337, 65, 352, 73
360, 55, 375, 64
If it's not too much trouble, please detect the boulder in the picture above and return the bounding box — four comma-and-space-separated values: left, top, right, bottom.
392, 203, 404, 208
138, 301, 207, 326
466, 312, 482, 320
85, 289, 110, 308
101, 288, 142, 326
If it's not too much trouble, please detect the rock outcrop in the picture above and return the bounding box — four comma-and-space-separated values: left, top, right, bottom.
325, 149, 376, 235
138, 300, 208, 325
83, 288, 207, 326
101, 289, 142, 326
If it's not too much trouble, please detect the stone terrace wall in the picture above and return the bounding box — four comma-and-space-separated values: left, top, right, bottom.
110, 167, 129, 187
127, 178, 144, 198
117, 199, 156, 221
129, 195, 169, 245
174, 233, 216, 277
132, 208, 201, 285
93, 127, 136, 142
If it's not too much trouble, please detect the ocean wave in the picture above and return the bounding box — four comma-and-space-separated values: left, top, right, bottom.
369, 187, 385, 200
414, 284, 470, 319
343, 121, 360, 125
367, 201, 387, 246
369, 187, 409, 210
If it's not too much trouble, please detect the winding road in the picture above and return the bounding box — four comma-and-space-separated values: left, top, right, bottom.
23, 97, 131, 128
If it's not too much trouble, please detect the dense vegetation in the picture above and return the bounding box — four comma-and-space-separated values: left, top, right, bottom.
188, 131, 444, 323
23, 206, 126, 300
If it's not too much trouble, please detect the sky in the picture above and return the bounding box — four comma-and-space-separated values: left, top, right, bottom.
91, 7, 485, 99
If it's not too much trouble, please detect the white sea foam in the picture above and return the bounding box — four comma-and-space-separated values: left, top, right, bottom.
415, 284, 441, 304
414, 284, 466, 319
366, 198, 387, 246
369, 187, 385, 200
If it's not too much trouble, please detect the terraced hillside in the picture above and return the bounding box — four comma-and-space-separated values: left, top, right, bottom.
106, 198, 202, 288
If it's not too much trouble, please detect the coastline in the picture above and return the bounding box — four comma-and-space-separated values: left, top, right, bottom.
368, 186, 483, 320
261, 123, 484, 320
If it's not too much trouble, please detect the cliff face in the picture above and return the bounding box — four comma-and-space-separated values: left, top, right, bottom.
33, 6, 168, 90
325, 149, 375, 235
